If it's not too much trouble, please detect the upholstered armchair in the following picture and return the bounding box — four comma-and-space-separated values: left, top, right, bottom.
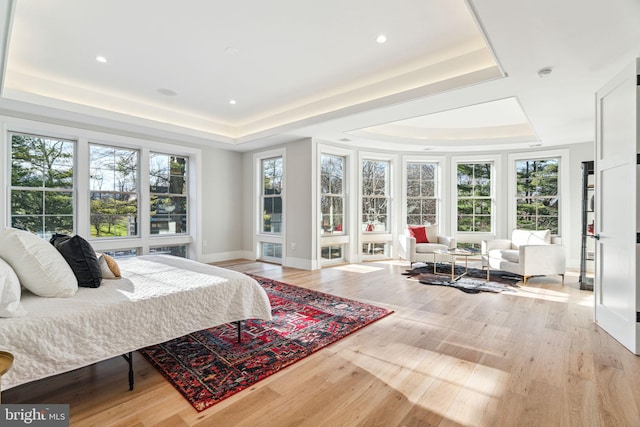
399, 225, 456, 267
482, 229, 566, 284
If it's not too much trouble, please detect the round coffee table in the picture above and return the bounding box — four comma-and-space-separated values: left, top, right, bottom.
433, 249, 475, 282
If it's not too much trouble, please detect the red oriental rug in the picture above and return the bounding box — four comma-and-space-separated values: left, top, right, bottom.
139, 274, 393, 412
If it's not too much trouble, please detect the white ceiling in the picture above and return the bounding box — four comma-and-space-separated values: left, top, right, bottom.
0, 0, 639, 152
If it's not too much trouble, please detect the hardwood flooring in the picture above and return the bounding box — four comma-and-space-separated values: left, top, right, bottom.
3, 260, 639, 426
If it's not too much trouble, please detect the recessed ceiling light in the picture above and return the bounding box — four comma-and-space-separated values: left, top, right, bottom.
96, 56, 107, 63
157, 88, 177, 96
376, 34, 387, 44
229, 99, 237, 105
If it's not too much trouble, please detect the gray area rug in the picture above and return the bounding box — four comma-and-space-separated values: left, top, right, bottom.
403, 263, 520, 294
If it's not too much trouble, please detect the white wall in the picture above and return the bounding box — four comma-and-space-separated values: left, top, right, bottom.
198, 147, 246, 262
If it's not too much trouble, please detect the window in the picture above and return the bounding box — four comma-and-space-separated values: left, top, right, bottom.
261, 242, 282, 261
320, 154, 345, 234
406, 161, 438, 225
321, 245, 344, 261
457, 162, 492, 232
89, 144, 139, 238
362, 160, 390, 232
10, 132, 74, 238
515, 158, 559, 233
102, 248, 138, 259
150, 153, 188, 235
262, 157, 283, 234
149, 245, 188, 258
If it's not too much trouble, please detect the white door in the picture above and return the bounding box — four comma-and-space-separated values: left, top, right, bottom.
594, 58, 639, 354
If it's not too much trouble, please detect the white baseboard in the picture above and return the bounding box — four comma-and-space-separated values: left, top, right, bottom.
198, 250, 255, 264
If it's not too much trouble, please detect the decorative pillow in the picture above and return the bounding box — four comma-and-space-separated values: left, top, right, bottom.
0, 257, 26, 317
0, 228, 78, 297
50, 233, 102, 288
96, 253, 121, 279
424, 225, 439, 244
408, 226, 429, 243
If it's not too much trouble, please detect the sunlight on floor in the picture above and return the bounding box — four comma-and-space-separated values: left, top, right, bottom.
510, 286, 570, 303
339, 341, 508, 426
332, 264, 384, 274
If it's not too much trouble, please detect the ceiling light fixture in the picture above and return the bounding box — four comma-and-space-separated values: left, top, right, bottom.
376, 34, 387, 44
96, 56, 107, 63
229, 99, 237, 105
537, 67, 552, 78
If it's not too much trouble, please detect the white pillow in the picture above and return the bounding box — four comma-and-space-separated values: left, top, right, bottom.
0, 257, 26, 317
0, 228, 78, 297
425, 225, 439, 244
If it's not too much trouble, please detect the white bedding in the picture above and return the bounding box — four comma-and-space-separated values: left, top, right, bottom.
0, 255, 272, 390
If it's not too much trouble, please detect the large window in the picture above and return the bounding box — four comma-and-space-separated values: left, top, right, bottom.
457, 162, 492, 232
320, 154, 345, 234
362, 160, 390, 232
262, 157, 283, 234
150, 153, 188, 235
89, 144, 139, 238
406, 161, 438, 225
515, 158, 559, 233
10, 133, 74, 238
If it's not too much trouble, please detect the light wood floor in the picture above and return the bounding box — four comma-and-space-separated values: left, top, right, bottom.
4, 260, 639, 426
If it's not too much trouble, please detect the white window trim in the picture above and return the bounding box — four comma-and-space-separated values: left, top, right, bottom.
253, 147, 286, 263
507, 149, 570, 237
317, 143, 354, 266
451, 154, 502, 243
401, 155, 446, 233
358, 151, 398, 261
1, 116, 201, 259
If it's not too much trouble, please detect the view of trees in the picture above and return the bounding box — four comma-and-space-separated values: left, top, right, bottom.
150, 154, 188, 235
516, 159, 559, 233
406, 162, 437, 225
457, 162, 492, 232
320, 154, 344, 233
89, 145, 138, 238
262, 157, 283, 233
362, 160, 389, 231
10, 133, 74, 237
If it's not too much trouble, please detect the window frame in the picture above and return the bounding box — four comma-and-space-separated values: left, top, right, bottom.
359, 152, 395, 260
3, 118, 200, 259
149, 152, 189, 237
508, 149, 569, 237
254, 148, 286, 264
403, 158, 442, 227
8, 131, 76, 239
89, 143, 140, 239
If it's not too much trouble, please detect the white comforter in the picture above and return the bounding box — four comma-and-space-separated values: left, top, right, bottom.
0, 255, 272, 390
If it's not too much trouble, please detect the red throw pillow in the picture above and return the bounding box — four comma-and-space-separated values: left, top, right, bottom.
408, 226, 429, 243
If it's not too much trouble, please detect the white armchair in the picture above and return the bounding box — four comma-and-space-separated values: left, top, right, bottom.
399, 225, 456, 267
482, 229, 566, 284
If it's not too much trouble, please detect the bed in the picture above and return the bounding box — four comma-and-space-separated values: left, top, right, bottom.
0, 255, 273, 391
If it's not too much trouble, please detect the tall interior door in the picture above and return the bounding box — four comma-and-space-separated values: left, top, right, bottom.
594, 58, 639, 354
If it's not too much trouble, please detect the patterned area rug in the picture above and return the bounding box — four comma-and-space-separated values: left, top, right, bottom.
403, 263, 520, 294
139, 274, 392, 412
